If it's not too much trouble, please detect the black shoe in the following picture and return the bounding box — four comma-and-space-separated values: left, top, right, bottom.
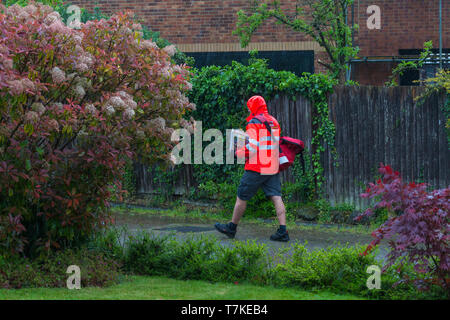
214, 222, 236, 239
270, 228, 290, 242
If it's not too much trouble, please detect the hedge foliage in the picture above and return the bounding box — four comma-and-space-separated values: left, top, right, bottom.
3, 0, 194, 66
2, 227, 446, 299
0, 3, 193, 257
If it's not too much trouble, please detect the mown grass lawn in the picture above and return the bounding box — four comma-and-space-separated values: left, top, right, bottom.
0, 276, 363, 300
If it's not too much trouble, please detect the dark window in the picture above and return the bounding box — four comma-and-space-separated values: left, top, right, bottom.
399, 69, 420, 86
186, 51, 315, 76
398, 49, 450, 85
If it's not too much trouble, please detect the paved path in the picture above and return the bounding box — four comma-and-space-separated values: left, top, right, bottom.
113, 210, 389, 261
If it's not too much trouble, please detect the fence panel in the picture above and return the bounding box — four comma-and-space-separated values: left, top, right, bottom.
324, 86, 449, 208
135, 86, 449, 209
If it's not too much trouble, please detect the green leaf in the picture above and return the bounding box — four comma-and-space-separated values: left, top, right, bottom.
36, 147, 44, 156
25, 159, 31, 171
24, 123, 34, 136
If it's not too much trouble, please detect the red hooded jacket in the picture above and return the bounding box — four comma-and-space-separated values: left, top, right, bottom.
236, 96, 280, 175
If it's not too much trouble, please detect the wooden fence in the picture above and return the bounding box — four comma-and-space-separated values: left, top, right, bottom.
135, 86, 449, 209
325, 86, 448, 208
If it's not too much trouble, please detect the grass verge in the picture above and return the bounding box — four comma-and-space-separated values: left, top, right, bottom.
0, 275, 364, 300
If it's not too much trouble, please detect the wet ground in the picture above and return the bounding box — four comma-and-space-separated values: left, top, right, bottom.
113, 210, 389, 261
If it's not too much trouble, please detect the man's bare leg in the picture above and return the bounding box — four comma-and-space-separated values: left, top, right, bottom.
270, 196, 286, 226
269, 195, 289, 241
214, 196, 246, 238
231, 196, 247, 225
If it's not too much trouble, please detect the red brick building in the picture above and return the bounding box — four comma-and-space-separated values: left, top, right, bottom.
72, 0, 449, 85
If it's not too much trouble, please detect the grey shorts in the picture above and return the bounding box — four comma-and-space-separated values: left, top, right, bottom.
237, 170, 282, 201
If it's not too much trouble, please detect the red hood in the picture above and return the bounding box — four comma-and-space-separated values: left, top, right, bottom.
246, 95, 268, 122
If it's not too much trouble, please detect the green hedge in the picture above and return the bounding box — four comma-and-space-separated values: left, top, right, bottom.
120, 230, 445, 299
0, 248, 121, 288
2, 228, 446, 299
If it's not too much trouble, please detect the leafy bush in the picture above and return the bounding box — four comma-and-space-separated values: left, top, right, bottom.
0, 248, 121, 288
271, 243, 377, 292
123, 232, 269, 284
282, 154, 315, 203
3, 1, 195, 200
4, 0, 194, 64
271, 242, 445, 299
120, 160, 137, 200
0, 3, 194, 257
123, 231, 171, 276
369, 207, 390, 228
88, 227, 126, 262
3, 0, 57, 6
2, 227, 446, 298
121, 231, 445, 299
358, 164, 450, 292
311, 199, 356, 224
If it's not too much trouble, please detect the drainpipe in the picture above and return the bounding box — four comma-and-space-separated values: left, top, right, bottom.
351, 58, 423, 63
345, 4, 350, 81
439, 0, 443, 69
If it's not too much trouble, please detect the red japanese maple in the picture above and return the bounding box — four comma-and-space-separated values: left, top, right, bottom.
357, 164, 449, 290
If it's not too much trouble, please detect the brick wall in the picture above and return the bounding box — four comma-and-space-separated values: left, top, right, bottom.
351, 0, 449, 85
71, 0, 329, 73
72, 0, 311, 43
71, 0, 449, 85
354, 0, 448, 56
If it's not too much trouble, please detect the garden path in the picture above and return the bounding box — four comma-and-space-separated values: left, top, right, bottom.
113, 210, 389, 261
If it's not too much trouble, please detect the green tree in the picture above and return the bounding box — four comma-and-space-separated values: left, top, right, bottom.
233, 0, 359, 83
386, 41, 433, 87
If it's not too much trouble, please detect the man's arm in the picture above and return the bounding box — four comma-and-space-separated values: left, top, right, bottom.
235, 120, 260, 159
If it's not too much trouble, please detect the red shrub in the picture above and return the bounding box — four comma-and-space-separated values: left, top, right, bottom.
357, 164, 449, 291
0, 3, 195, 257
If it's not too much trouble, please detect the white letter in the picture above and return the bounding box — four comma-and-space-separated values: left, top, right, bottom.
66, 265, 81, 289
366, 265, 381, 289
171, 129, 191, 164
203, 129, 223, 164
193, 121, 203, 164
227, 129, 247, 165
367, 5, 381, 30
66, 5, 81, 30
